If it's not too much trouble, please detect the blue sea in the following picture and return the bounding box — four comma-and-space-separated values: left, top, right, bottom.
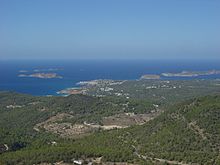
0, 59, 220, 96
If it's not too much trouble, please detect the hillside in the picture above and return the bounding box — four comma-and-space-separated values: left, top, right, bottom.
125, 95, 220, 164
0, 92, 220, 164
0, 91, 155, 163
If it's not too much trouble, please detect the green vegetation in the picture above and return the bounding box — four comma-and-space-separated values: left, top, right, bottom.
0, 91, 154, 163
85, 79, 220, 107
1, 80, 220, 164
125, 95, 220, 164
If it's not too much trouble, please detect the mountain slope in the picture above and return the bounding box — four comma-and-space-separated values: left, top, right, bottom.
0, 93, 220, 164
125, 95, 220, 164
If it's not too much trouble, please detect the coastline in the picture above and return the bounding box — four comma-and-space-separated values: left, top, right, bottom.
1, 59, 220, 96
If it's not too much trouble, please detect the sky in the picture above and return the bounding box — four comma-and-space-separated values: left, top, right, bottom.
0, 0, 220, 60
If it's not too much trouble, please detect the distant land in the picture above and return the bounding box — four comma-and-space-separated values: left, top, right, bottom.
58, 70, 220, 96
18, 73, 63, 79
139, 70, 220, 80
1, 59, 220, 96
58, 80, 125, 95
162, 70, 220, 77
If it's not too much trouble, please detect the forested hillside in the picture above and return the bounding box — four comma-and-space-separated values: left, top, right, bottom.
0, 91, 220, 164
0, 91, 154, 164
124, 95, 220, 164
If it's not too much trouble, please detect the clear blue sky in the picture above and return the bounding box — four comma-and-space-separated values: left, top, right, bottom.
0, 0, 220, 60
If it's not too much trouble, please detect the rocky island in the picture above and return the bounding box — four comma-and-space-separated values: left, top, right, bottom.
18, 73, 62, 79
162, 70, 220, 77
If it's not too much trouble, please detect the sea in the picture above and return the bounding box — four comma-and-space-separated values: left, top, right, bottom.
0, 59, 220, 96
